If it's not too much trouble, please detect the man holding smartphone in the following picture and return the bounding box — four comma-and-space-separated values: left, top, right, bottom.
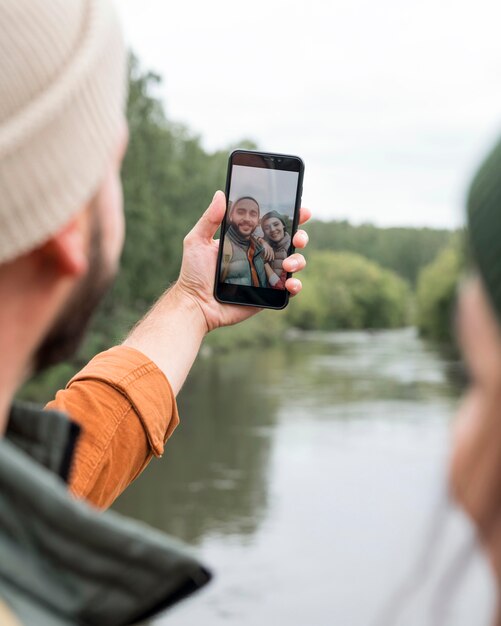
221, 196, 267, 287
0, 0, 310, 623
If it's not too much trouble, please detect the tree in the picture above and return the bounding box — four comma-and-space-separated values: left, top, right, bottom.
416, 238, 464, 343
306, 220, 454, 285
286, 251, 411, 331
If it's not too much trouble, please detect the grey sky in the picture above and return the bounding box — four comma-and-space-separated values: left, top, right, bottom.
229, 166, 299, 218
119, 0, 501, 228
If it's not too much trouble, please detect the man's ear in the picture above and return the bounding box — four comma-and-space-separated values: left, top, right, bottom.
35, 213, 89, 277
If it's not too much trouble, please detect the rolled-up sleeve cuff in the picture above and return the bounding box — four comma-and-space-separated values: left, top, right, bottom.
67, 345, 179, 457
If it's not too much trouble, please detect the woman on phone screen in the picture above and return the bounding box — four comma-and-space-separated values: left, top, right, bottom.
261, 210, 291, 290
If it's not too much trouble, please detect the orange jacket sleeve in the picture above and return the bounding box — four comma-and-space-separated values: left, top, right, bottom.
44, 346, 179, 509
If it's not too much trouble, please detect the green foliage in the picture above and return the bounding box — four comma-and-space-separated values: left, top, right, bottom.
20, 362, 78, 404
88, 54, 256, 355
109, 55, 225, 308
306, 220, 454, 285
204, 310, 287, 352
286, 251, 411, 330
416, 239, 464, 342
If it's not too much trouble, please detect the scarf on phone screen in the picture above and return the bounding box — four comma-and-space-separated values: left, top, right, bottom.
247, 237, 260, 287
266, 232, 291, 276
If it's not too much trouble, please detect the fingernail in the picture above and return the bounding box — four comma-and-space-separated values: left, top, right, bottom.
288, 260, 298, 270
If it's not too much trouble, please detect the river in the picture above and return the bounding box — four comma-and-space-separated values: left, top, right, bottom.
113, 328, 495, 625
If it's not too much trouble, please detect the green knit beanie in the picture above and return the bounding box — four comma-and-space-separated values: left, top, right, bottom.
261, 210, 287, 228
467, 136, 501, 317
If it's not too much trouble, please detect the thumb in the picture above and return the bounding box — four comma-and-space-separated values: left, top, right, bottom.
190, 190, 226, 241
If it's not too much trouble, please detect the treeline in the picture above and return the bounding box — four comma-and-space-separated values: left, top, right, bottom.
306, 221, 453, 286
287, 251, 410, 330
21, 55, 461, 399
98, 56, 248, 334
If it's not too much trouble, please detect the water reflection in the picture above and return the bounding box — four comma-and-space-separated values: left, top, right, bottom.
112, 328, 494, 626
114, 329, 459, 543
113, 349, 281, 544
281, 328, 458, 416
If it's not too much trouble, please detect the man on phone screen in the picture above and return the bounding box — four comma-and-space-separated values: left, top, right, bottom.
221, 196, 267, 287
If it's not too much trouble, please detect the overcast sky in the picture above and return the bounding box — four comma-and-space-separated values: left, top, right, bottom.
230, 166, 299, 217
118, 0, 501, 228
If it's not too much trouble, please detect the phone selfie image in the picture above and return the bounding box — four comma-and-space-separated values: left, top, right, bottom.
215, 150, 304, 309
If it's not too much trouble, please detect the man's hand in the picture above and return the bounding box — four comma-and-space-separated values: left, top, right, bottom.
174, 190, 310, 332
124, 191, 310, 394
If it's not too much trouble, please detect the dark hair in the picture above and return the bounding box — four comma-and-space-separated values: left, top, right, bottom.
232, 196, 260, 212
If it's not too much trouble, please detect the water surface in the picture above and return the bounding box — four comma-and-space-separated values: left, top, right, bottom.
113, 328, 494, 625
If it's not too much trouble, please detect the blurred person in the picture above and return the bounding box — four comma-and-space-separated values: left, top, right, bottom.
261, 210, 291, 289
378, 138, 501, 626
450, 136, 501, 626
0, 0, 310, 624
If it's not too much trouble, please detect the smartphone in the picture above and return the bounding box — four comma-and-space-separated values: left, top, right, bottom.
214, 149, 304, 309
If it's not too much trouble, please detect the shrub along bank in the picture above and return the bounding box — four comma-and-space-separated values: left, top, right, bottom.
416, 239, 464, 344
285, 251, 411, 331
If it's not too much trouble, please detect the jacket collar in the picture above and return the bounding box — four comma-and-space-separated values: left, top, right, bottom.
5, 401, 79, 482
0, 403, 211, 625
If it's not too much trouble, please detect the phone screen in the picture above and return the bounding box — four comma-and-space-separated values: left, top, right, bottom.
215, 150, 304, 309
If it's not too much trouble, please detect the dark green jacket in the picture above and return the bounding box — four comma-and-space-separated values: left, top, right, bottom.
224, 225, 267, 287
0, 403, 211, 626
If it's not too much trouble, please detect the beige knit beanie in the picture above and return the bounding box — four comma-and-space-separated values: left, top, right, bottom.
0, 0, 126, 264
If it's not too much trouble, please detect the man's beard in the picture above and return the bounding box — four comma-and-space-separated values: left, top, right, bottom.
231, 220, 256, 238
33, 217, 116, 374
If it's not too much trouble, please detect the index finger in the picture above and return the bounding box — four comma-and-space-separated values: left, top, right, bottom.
299, 207, 312, 225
